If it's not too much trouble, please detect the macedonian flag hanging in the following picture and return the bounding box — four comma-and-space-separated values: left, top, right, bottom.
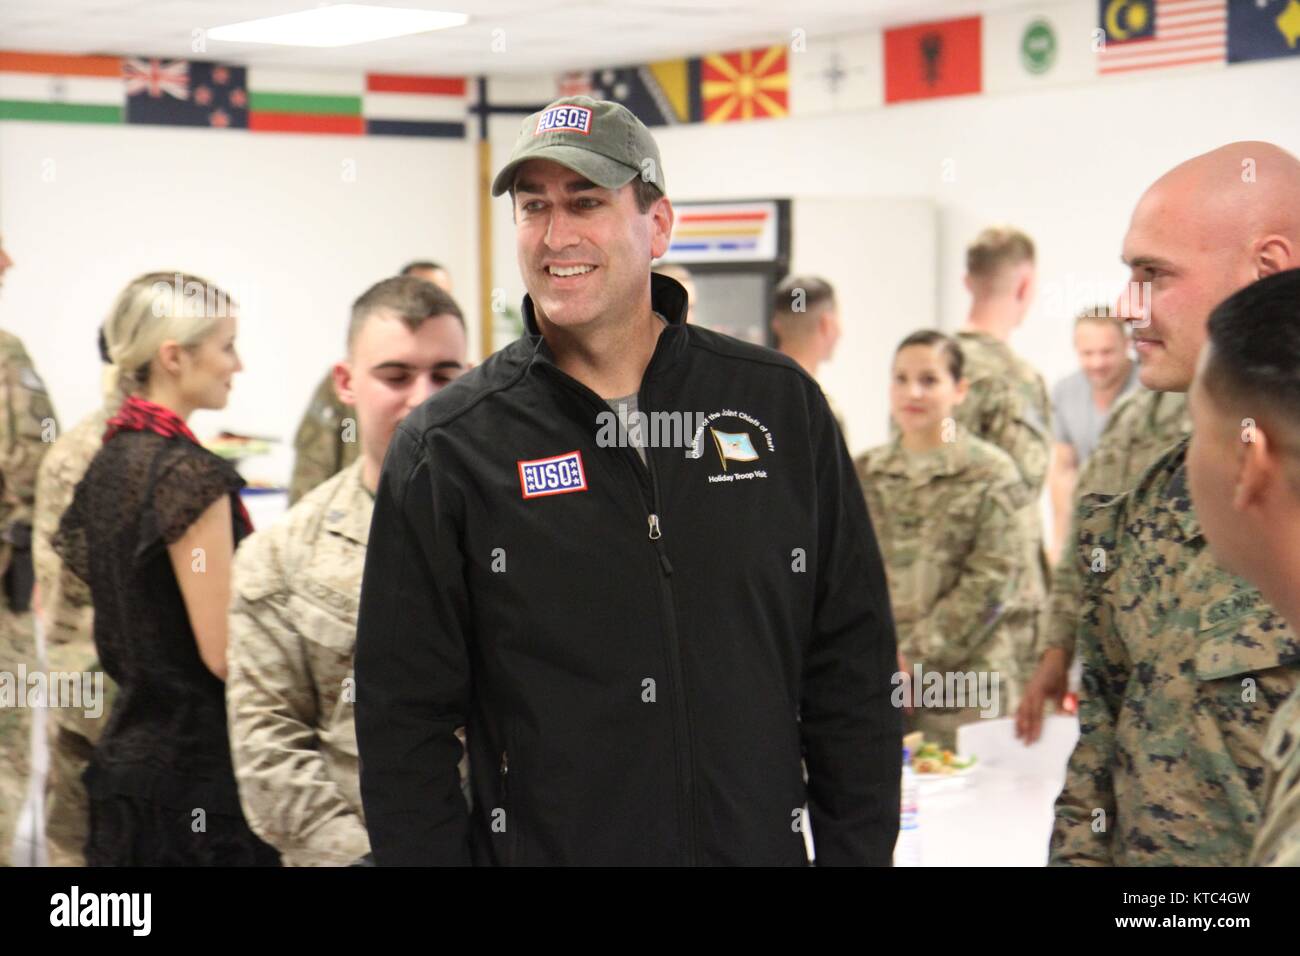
701, 45, 789, 123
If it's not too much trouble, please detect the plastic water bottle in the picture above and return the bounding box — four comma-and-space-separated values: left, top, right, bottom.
895, 747, 922, 866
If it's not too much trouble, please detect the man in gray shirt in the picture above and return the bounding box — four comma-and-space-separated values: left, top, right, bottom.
1047, 308, 1138, 562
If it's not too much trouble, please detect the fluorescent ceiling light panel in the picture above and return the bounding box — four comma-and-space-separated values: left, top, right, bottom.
207, 5, 468, 48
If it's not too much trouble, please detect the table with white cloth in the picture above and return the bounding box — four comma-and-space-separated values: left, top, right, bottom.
915, 714, 1078, 867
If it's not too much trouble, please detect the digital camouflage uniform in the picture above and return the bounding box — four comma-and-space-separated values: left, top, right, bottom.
1252, 686, 1300, 866
1051, 437, 1300, 865
952, 330, 1051, 682
857, 427, 1030, 749
33, 408, 117, 866
228, 459, 468, 866
287, 369, 358, 506
0, 330, 57, 864
1039, 388, 1190, 657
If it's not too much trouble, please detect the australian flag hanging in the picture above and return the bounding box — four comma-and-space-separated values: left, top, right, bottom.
125, 58, 248, 128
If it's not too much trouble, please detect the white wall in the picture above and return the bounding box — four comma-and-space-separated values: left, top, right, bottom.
0, 120, 477, 484
793, 197, 936, 452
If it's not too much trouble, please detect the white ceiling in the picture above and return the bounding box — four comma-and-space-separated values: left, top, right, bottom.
0, 0, 1058, 76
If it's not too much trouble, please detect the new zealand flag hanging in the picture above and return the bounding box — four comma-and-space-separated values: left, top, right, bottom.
125, 58, 248, 128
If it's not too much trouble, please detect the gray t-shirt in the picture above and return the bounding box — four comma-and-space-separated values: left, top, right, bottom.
607, 392, 646, 465
602, 312, 668, 467
1051, 363, 1140, 466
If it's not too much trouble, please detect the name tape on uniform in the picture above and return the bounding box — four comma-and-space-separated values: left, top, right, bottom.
518, 450, 589, 499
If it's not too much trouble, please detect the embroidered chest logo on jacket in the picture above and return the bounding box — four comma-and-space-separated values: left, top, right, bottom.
518, 450, 589, 499
689, 409, 774, 484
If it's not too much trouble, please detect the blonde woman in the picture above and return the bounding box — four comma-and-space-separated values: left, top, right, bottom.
856, 330, 1032, 750
54, 272, 277, 866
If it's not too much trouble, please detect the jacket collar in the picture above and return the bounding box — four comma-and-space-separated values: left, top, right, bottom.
522, 272, 690, 373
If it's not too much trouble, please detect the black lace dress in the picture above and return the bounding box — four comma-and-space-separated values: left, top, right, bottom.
55, 430, 279, 866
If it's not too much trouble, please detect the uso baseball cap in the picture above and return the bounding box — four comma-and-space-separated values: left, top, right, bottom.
490, 95, 666, 198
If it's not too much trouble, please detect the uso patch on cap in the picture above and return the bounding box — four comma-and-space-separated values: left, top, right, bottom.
535, 104, 593, 136
491, 95, 666, 196
518, 450, 589, 499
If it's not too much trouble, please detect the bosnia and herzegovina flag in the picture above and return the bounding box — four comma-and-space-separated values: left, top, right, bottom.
581, 60, 703, 126
711, 428, 760, 470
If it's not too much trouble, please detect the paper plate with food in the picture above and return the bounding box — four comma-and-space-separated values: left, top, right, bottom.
903, 732, 978, 779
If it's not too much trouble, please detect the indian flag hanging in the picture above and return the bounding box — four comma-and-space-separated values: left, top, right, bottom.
0, 51, 124, 124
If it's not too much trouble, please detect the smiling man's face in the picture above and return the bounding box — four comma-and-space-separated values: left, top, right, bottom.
513, 159, 672, 333
1120, 176, 1264, 393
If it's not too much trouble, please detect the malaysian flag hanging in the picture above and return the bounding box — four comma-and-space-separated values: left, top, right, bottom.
125, 58, 248, 128
1096, 0, 1228, 76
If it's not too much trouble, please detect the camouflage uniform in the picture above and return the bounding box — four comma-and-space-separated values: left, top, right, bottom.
228, 459, 469, 866
33, 409, 117, 867
1051, 436, 1300, 865
0, 330, 57, 864
287, 369, 358, 506
1252, 686, 1300, 865
1039, 388, 1190, 656
856, 427, 1031, 749
952, 330, 1051, 683
953, 330, 1052, 494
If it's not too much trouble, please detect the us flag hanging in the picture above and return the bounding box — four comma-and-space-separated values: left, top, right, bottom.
125, 58, 248, 128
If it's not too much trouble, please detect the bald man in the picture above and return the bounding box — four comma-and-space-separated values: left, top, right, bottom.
1051, 142, 1300, 866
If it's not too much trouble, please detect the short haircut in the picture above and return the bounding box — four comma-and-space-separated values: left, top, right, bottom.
895, 329, 965, 382
347, 275, 464, 352
1074, 305, 1128, 339
508, 173, 663, 214
400, 260, 446, 277
966, 226, 1035, 283
1202, 268, 1300, 439
629, 177, 663, 213
772, 275, 836, 343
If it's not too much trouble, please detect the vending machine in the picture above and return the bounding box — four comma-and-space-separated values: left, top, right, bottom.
655, 197, 791, 347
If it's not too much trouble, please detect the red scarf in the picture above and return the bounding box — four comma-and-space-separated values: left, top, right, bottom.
104, 395, 254, 535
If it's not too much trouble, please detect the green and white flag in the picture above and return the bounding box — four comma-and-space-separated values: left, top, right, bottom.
982, 0, 1098, 95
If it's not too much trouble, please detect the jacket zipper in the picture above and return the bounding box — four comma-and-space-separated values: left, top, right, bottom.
639, 411, 698, 867
631, 376, 699, 866
500, 746, 519, 865
534, 350, 698, 866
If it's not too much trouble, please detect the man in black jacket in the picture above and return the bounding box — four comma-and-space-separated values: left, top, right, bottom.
354, 96, 901, 866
